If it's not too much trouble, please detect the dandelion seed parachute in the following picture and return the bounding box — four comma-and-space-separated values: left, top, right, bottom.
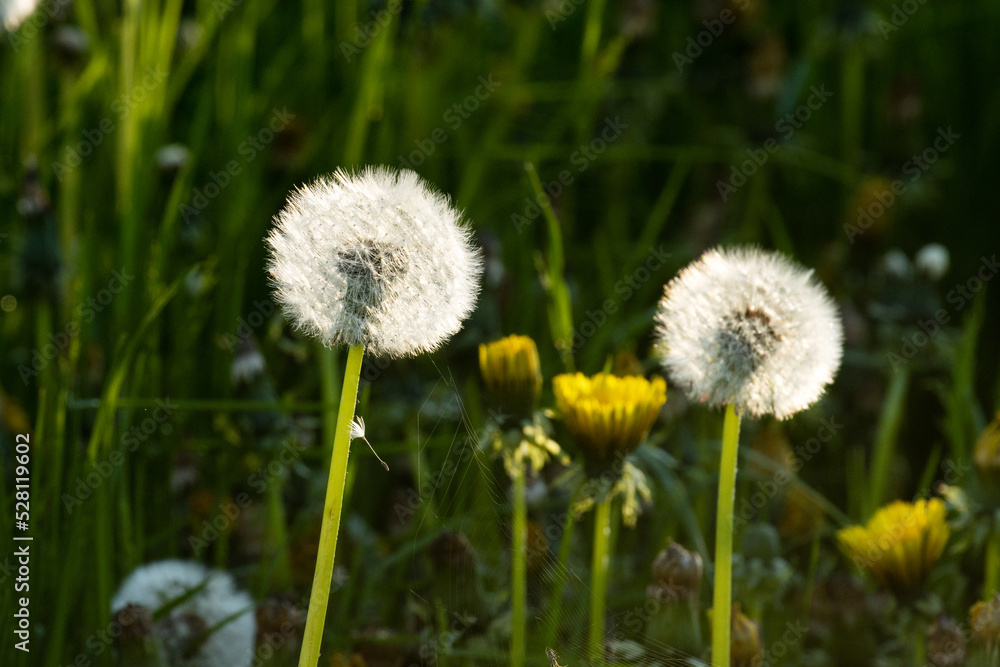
655, 246, 843, 419
112, 560, 255, 667
266, 167, 483, 357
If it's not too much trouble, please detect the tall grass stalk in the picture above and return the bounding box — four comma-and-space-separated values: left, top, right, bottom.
866, 367, 909, 516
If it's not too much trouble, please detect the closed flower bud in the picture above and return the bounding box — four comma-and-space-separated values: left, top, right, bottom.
974, 412, 1000, 488
648, 540, 703, 602
479, 335, 543, 421
708, 603, 763, 667
926, 614, 966, 667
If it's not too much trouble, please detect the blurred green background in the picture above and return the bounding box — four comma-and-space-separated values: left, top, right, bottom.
2, 0, 1000, 665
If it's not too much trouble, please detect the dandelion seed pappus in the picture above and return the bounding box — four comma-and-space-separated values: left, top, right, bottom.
350, 415, 389, 471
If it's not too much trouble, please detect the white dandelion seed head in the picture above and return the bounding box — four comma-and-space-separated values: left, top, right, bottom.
655, 246, 843, 420
266, 167, 483, 357
111, 560, 256, 667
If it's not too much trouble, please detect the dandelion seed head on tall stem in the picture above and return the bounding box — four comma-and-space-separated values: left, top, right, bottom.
655, 246, 843, 419
267, 167, 483, 357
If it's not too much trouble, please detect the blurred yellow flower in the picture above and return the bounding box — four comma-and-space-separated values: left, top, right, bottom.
837, 498, 949, 593
479, 335, 543, 420
970, 593, 1000, 646
973, 411, 1000, 479
553, 372, 665, 470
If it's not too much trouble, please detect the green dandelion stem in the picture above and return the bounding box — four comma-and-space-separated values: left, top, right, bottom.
512, 464, 528, 667
712, 404, 742, 667
298, 343, 365, 667
589, 495, 613, 664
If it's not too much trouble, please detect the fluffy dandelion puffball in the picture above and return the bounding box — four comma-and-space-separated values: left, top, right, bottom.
655, 246, 842, 419
267, 167, 483, 357
112, 560, 255, 667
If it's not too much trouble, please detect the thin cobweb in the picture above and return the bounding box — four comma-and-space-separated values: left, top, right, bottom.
402, 358, 704, 667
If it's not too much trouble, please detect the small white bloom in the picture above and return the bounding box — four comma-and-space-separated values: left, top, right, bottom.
267, 167, 483, 357
350, 415, 388, 470
1, 0, 40, 32
655, 246, 843, 419
914, 243, 950, 281
112, 560, 255, 667
881, 248, 913, 280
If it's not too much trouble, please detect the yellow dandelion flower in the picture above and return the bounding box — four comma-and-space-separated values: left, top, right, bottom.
837, 498, 950, 593
971, 593, 1000, 646
479, 335, 543, 420
553, 372, 666, 473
